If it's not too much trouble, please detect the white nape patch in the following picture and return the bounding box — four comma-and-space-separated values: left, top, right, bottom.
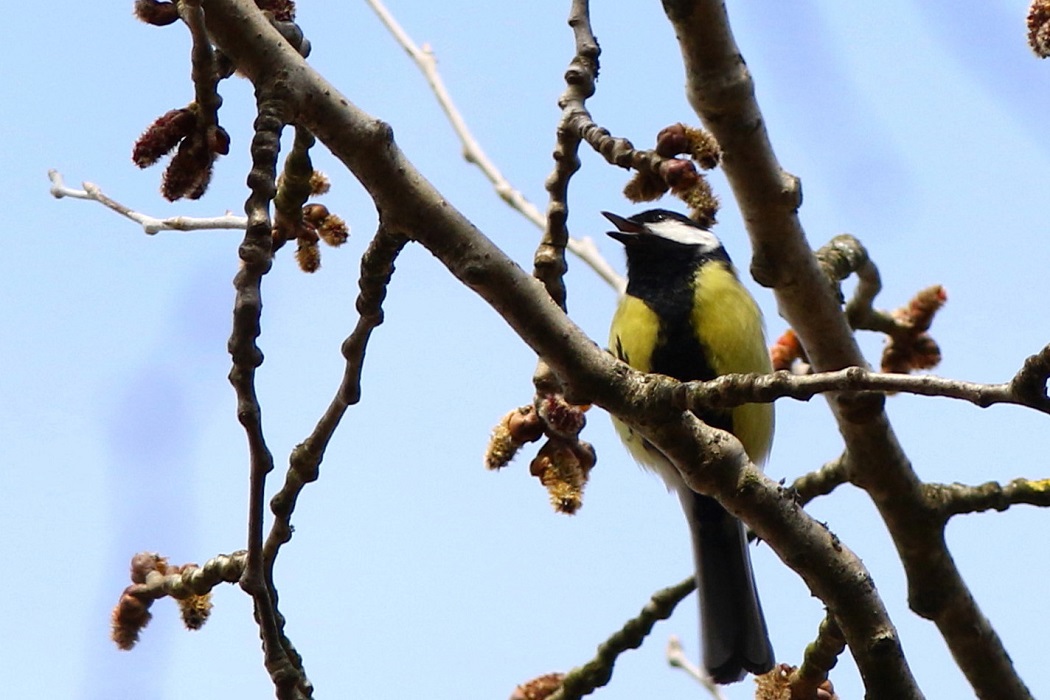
645, 219, 722, 252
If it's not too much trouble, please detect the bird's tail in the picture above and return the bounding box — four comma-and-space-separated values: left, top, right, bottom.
680, 489, 774, 684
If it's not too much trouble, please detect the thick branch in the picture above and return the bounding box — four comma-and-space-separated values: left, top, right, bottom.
664, 2, 1030, 697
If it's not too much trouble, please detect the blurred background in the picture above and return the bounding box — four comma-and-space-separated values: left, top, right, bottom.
3, 2, 1049, 698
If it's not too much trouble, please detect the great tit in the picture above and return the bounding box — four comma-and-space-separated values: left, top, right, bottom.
605, 208, 775, 684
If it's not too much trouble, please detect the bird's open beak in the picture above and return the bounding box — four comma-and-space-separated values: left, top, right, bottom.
602, 211, 643, 244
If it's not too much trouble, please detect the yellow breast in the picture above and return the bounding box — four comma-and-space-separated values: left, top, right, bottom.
609, 261, 773, 467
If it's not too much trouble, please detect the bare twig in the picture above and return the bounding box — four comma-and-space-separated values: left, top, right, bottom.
518, 1, 599, 479
230, 86, 311, 700
129, 551, 246, 601
928, 478, 1050, 518
550, 576, 697, 700
264, 227, 409, 571
817, 234, 947, 375
48, 169, 247, 234
677, 352, 1050, 416
363, 0, 623, 292
817, 233, 891, 334
790, 613, 847, 699
790, 454, 850, 507
666, 635, 728, 699
180, 0, 223, 134
536, 0, 600, 309
273, 126, 317, 233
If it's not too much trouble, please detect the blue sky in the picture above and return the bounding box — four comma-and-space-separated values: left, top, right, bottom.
3, 2, 1050, 698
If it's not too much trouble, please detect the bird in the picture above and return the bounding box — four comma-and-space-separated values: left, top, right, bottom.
604, 208, 775, 684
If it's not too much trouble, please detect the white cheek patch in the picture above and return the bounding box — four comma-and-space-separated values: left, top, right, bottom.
646, 219, 722, 252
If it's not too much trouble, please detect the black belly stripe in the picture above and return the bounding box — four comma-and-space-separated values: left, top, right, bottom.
621, 249, 737, 434
649, 319, 733, 434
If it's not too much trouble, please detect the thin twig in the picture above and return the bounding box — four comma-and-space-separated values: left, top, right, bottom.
231, 86, 311, 700
48, 169, 247, 234
131, 551, 247, 601
111, 551, 248, 650
550, 576, 697, 700
263, 227, 409, 572
535, 0, 599, 309
677, 353, 1050, 416
523, 1, 599, 434
363, 0, 623, 292
928, 477, 1050, 519
180, 0, 223, 131
790, 454, 850, 507
790, 613, 846, 699
817, 234, 894, 333
666, 635, 728, 700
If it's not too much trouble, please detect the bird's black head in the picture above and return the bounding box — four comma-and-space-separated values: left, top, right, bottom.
603, 209, 724, 254
604, 209, 733, 298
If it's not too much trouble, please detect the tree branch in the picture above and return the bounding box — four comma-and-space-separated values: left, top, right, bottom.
666, 635, 728, 699
664, 2, 1032, 696
790, 454, 850, 507
110, 550, 247, 650
791, 613, 847, 699
535, 0, 599, 309
677, 354, 1050, 416
928, 478, 1050, 519
551, 576, 697, 700
127, 551, 246, 601
228, 83, 311, 700
47, 169, 247, 234
264, 227, 408, 572
180, 0, 223, 143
